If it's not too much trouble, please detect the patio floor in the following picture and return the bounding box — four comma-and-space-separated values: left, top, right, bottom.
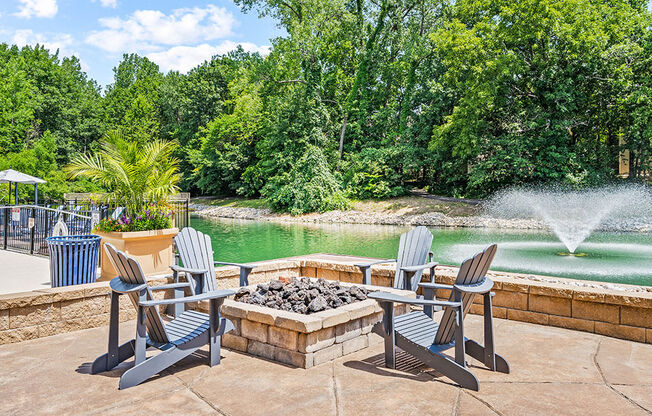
0, 314, 650, 415
0, 250, 50, 294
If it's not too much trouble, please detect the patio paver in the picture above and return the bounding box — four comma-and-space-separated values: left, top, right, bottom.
0, 314, 650, 415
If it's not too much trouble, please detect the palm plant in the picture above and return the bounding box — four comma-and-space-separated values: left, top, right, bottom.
65, 130, 180, 214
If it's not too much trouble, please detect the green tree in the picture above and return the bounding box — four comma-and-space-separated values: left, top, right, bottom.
65, 130, 180, 212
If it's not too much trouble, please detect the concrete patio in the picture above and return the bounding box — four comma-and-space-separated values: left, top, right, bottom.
1, 312, 650, 415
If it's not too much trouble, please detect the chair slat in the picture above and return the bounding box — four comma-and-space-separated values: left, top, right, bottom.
434, 244, 497, 345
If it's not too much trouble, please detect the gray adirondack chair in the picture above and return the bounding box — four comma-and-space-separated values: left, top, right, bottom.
172, 226, 256, 295
354, 226, 437, 292
368, 244, 509, 391
91, 242, 235, 389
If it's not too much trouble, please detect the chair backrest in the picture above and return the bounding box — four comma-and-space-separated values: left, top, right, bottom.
394, 226, 434, 291
174, 227, 217, 293
104, 242, 169, 344
110, 207, 125, 220
433, 244, 497, 345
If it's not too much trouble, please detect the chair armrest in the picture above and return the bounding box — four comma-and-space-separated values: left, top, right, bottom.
368, 291, 461, 308
418, 282, 453, 290
214, 261, 256, 270
354, 259, 396, 269
170, 264, 209, 275
109, 278, 148, 294
454, 278, 494, 294
139, 289, 236, 307
400, 262, 439, 273
149, 282, 192, 291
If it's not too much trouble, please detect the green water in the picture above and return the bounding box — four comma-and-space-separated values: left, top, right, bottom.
191, 216, 652, 286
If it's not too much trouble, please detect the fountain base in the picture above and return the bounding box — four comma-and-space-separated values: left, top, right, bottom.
556, 251, 589, 257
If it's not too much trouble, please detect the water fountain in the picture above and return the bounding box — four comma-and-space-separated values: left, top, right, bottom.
485, 185, 652, 253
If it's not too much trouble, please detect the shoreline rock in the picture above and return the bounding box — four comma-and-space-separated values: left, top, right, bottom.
190, 203, 651, 233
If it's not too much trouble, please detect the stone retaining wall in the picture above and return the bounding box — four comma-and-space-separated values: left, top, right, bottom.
0, 260, 304, 345
300, 258, 652, 344
1, 255, 650, 346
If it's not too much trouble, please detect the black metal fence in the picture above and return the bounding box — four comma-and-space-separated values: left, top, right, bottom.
0, 205, 93, 256
1, 199, 189, 257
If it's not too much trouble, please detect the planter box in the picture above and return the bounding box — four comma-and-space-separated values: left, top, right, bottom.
96, 228, 179, 281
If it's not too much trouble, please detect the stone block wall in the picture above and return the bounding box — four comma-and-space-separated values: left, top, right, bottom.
300, 259, 652, 344
0, 283, 142, 344
207, 291, 411, 368
0, 259, 304, 345
2, 254, 650, 348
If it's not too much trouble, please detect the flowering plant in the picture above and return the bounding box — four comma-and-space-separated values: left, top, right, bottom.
94, 204, 174, 232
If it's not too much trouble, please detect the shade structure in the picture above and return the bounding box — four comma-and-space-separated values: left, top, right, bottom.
0, 169, 46, 185
0, 169, 46, 205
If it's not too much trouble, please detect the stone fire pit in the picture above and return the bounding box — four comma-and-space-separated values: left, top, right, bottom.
204, 278, 414, 368
234, 277, 370, 314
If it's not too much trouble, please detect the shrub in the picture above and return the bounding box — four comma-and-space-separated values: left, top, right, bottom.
262, 145, 349, 215
93, 204, 174, 232
343, 148, 407, 199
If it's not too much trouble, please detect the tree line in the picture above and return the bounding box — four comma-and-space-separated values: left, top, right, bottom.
1, 0, 650, 213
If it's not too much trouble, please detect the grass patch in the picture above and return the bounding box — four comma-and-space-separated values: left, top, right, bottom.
192, 197, 271, 209
193, 195, 480, 217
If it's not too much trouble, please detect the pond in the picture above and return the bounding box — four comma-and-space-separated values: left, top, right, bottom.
191, 215, 652, 286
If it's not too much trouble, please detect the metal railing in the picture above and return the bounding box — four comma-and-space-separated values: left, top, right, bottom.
1, 205, 92, 256
1, 199, 189, 257
62, 200, 190, 230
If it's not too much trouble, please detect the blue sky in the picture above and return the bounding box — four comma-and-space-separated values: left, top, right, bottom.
0, 0, 283, 88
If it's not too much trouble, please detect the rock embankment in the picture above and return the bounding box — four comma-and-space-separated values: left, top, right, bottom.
190, 203, 651, 232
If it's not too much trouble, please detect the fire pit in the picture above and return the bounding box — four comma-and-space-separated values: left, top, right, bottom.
206, 278, 414, 368
234, 277, 369, 314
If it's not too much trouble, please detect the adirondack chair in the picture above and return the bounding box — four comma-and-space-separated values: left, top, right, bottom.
368, 244, 509, 391
354, 226, 437, 292
171, 227, 256, 315
91, 243, 235, 389
110, 206, 125, 220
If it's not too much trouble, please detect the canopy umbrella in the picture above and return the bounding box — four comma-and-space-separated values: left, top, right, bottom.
0, 169, 46, 205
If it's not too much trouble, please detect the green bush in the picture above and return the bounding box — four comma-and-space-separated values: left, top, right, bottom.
343, 148, 407, 199
93, 204, 173, 232
262, 145, 349, 215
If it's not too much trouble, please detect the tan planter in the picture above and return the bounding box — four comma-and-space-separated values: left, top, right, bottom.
96, 228, 179, 281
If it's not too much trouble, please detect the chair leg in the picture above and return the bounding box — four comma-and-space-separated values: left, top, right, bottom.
239, 267, 253, 287
463, 293, 509, 374
107, 292, 120, 369
168, 269, 184, 318
208, 298, 224, 366
380, 301, 396, 369
360, 266, 371, 286
92, 340, 136, 374
483, 292, 496, 370
423, 287, 434, 318
454, 307, 466, 367
135, 305, 147, 365
92, 292, 127, 373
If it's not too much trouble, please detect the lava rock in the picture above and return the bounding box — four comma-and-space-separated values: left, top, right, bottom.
235, 287, 251, 299
308, 295, 328, 312
269, 280, 284, 291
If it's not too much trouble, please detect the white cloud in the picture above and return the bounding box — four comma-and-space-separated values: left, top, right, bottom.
147, 42, 271, 73
15, 0, 58, 18
12, 29, 73, 55
86, 5, 236, 53
11, 29, 89, 71
93, 0, 117, 8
